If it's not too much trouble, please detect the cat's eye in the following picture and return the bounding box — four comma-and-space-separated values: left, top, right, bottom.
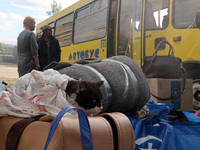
92, 99, 96, 103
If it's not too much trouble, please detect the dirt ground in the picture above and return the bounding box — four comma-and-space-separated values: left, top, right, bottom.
0, 62, 18, 79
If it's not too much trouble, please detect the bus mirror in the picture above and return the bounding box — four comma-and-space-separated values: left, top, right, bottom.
195, 10, 200, 29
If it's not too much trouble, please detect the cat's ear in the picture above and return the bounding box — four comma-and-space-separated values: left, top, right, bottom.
76, 81, 87, 93
96, 81, 104, 87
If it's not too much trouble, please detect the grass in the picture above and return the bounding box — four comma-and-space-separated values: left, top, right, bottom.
1, 77, 18, 87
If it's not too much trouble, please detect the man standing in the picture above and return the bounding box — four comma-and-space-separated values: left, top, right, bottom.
37, 25, 61, 71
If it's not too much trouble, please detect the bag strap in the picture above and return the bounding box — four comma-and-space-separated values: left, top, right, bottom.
44, 105, 93, 150
148, 40, 179, 70
154, 40, 174, 56
151, 67, 186, 100
6, 115, 44, 150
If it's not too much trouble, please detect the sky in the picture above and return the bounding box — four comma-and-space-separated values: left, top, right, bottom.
0, 0, 79, 45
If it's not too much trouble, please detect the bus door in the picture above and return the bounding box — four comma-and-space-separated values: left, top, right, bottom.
142, 0, 200, 62
117, 0, 136, 61
107, 0, 117, 57
117, 0, 144, 66
131, 0, 143, 66
142, 0, 170, 60
117, 0, 169, 67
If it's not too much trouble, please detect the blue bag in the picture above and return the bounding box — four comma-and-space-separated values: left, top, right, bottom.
128, 106, 200, 150
146, 99, 174, 113
182, 111, 200, 122
44, 105, 93, 150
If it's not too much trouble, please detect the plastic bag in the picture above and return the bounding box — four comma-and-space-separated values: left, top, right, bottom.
128, 106, 200, 150
0, 80, 10, 92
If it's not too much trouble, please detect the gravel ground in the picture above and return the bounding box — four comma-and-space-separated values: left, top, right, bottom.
0, 62, 18, 79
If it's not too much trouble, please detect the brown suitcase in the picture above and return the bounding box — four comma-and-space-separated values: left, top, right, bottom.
0, 107, 134, 150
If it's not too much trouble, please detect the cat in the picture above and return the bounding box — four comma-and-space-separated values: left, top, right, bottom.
65, 80, 104, 116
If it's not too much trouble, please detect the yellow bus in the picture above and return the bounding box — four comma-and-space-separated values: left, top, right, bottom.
36, 0, 200, 68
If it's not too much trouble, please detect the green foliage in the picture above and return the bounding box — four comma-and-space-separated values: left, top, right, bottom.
0, 42, 17, 56
46, 0, 62, 16
12, 46, 17, 57
0, 43, 4, 53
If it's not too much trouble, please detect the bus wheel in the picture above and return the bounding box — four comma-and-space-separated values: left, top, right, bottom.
193, 79, 200, 110
182, 60, 200, 80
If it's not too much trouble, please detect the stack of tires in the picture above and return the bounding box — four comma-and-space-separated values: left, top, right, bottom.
58, 56, 150, 115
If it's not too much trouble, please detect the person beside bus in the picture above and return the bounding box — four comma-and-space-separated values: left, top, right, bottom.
37, 25, 61, 71
17, 16, 40, 77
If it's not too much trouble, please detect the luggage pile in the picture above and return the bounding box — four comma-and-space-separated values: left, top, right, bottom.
0, 106, 135, 150
0, 56, 151, 149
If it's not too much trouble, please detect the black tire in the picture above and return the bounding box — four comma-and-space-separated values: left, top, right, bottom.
109, 55, 150, 114
182, 60, 200, 80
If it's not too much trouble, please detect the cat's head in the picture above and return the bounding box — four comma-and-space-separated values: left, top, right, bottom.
75, 81, 103, 108
66, 80, 104, 115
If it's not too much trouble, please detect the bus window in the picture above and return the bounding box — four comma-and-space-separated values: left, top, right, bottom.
151, 0, 169, 28
173, 0, 200, 29
145, 0, 157, 29
48, 22, 55, 36
136, 0, 157, 30
161, 9, 169, 28
55, 13, 73, 47
90, 1, 101, 13
77, 6, 89, 18
74, 0, 108, 44
134, 0, 142, 30
136, 0, 169, 30
90, 0, 107, 13
118, 0, 134, 56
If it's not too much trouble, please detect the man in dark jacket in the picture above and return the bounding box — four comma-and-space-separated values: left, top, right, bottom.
37, 25, 61, 71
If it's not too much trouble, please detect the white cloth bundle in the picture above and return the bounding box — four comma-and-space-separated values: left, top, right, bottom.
0, 69, 74, 118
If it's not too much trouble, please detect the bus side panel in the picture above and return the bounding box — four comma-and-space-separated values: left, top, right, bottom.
60, 37, 107, 63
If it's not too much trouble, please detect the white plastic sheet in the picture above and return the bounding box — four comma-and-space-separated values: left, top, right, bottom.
0, 69, 75, 118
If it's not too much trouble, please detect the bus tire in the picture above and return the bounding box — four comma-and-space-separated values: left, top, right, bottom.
183, 60, 200, 80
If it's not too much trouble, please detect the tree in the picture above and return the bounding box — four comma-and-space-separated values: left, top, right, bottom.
46, 0, 62, 16
0, 43, 4, 53
12, 46, 17, 57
